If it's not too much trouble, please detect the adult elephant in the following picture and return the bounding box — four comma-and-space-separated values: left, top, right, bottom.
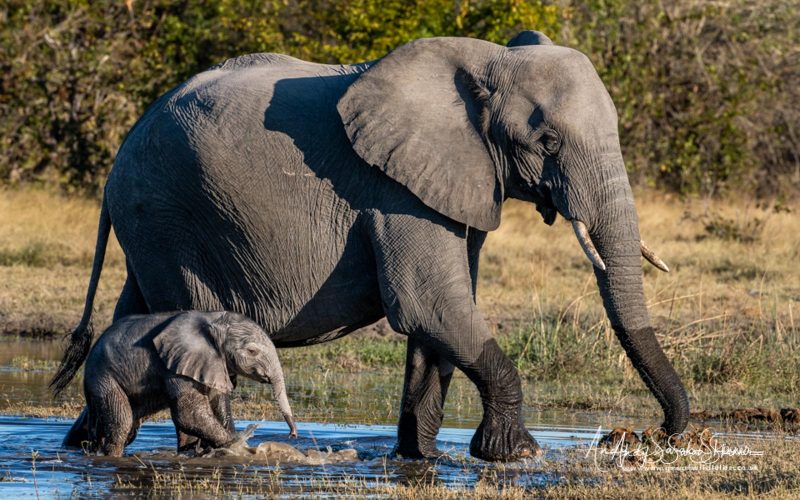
52, 31, 689, 461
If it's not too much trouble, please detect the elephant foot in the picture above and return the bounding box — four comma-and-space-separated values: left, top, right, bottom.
393, 441, 446, 460
469, 412, 540, 461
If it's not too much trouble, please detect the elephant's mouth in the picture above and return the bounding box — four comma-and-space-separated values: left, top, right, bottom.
532, 185, 557, 225
536, 203, 557, 225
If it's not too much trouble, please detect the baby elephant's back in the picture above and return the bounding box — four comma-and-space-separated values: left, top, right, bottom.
84, 314, 174, 397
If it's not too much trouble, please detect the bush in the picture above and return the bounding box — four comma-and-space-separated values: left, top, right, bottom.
563, 0, 799, 197
1, 0, 796, 197
0, 0, 290, 192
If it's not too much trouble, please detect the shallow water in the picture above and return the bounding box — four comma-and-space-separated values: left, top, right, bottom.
0, 337, 782, 496
0, 416, 615, 496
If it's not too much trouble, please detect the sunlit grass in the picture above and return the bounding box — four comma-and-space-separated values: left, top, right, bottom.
1, 187, 798, 413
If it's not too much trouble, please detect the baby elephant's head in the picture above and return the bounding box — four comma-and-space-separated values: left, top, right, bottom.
216, 313, 297, 438
153, 311, 297, 437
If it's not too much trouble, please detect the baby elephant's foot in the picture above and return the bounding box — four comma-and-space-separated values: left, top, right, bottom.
203, 424, 258, 457
230, 423, 258, 447
470, 412, 540, 462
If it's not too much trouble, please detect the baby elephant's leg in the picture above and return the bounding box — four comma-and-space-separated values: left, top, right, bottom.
176, 431, 202, 453
90, 380, 134, 456
125, 418, 143, 446
176, 394, 234, 452
166, 378, 236, 449
210, 393, 235, 433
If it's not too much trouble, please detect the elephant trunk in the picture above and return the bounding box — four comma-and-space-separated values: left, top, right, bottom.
267, 364, 297, 437
575, 166, 689, 435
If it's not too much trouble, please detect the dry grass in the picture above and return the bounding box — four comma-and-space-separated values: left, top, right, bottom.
1, 187, 798, 411
0, 188, 126, 335
482, 191, 799, 331
4, 187, 796, 333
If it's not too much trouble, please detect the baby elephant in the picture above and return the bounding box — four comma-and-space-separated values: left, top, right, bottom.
70, 311, 296, 456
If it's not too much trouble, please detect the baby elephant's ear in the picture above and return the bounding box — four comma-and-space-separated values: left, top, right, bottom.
153, 312, 233, 393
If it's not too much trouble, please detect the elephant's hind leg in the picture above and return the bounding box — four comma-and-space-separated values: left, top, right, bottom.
114, 266, 149, 321
91, 380, 134, 456
63, 407, 90, 448
395, 336, 453, 458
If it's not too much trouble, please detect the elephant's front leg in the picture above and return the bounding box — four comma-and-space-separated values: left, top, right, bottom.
166, 378, 236, 450
176, 392, 235, 453
176, 430, 202, 454
395, 335, 454, 458
210, 392, 236, 434
370, 212, 539, 461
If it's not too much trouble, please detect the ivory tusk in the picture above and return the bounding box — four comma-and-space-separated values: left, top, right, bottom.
640, 240, 670, 272
571, 220, 606, 271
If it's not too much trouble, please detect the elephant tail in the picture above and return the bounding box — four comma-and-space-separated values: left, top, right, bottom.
50, 197, 111, 397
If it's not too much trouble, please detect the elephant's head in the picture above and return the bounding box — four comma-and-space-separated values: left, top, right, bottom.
338, 32, 689, 435
154, 311, 298, 437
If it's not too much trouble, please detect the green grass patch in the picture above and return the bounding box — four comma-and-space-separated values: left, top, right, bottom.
279, 336, 407, 372
8, 355, 60, 371
0, 241, 91, 268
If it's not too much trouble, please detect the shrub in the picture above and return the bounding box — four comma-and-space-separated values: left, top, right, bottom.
563, 0, 800, 197
1, 0, 796, 197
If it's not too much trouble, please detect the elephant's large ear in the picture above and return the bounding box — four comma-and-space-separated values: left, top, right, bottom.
153, 312, 233, 393
337, 37, 505, 231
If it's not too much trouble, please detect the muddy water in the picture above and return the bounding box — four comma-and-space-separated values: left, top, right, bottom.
0, 338, 775, 496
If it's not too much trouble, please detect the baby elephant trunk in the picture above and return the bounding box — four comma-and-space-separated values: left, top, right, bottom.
250, 327, 298, 438
267, 365, 297, 438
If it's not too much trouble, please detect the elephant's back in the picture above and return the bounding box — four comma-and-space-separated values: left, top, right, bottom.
109, 53, 372, 213
106, 56, 387, 340
85, 315, 169, 394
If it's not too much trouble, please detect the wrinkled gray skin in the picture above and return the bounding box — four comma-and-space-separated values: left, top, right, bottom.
53, 31, 689, 461
65, 311, 296, 456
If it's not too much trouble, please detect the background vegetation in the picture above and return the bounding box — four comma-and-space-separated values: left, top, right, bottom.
1, 0, 798, 197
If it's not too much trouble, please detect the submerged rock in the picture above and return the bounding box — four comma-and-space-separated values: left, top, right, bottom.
599, 425, 718, 450
599, 427, 641, 448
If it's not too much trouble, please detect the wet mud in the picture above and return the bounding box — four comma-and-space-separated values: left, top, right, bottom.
600, 426, 718, 450
692, 407, 800, 430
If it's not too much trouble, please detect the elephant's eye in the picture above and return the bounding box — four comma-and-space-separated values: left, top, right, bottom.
541, 129, 561, 155
247, 347, 259, 356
